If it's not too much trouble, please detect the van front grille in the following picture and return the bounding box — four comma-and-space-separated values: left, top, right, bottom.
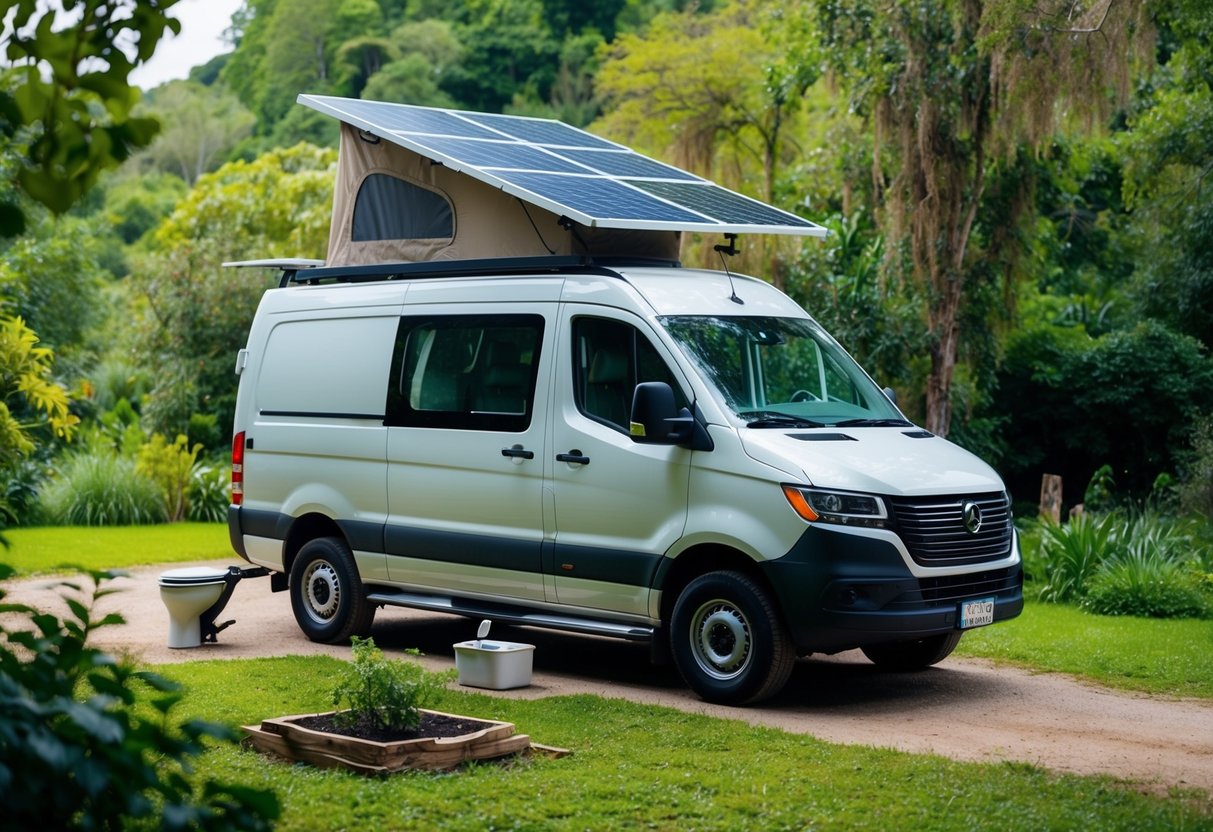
888, 492, 1013, 567
885, 566, 1023, 609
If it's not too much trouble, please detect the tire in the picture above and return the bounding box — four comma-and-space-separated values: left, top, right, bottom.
669, 570, 795, 705
860, 631, 963, 671
289, 536, 375, 644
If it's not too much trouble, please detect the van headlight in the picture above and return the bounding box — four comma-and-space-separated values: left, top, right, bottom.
781, 485, 889, 528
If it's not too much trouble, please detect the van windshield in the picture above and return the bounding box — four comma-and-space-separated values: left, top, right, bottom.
660, 316, 908, 427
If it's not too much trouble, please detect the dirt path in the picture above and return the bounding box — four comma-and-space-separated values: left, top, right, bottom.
5, 560, 1212, 795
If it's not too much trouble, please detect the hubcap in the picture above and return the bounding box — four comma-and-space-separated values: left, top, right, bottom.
302, 560, 340, 624
689, 598, 751, 680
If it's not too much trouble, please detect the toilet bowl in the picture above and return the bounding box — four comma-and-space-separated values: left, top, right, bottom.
158, 567, 235, 648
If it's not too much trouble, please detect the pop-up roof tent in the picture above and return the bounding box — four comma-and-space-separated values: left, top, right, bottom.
298, 94, 827, 268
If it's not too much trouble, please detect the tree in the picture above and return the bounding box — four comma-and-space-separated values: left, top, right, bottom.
137, 81, 256, 185
1122, 0, 1213, 350
0, 316, 76, 468
814, 0, 1154, 436
594, 0, 817, 280
134, 143, 336, 436
0, 0, 182, 235
442, 0, 561, 113
0, 217, 108, 370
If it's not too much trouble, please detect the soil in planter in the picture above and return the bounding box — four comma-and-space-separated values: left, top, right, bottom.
292, 712, 498, 744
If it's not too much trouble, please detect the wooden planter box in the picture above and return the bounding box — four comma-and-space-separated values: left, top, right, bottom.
243, 709, 532, 774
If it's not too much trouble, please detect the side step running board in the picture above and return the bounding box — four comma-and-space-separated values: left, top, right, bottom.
365, 588, 655, 642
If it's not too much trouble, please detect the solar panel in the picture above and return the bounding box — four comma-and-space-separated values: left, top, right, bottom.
300, 94, 827, 238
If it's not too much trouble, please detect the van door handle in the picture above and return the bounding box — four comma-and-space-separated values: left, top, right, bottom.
501, 446, 535, 460
556, 450, 590, 465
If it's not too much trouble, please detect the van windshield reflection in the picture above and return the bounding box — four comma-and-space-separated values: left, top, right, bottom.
660, 315, 907, 428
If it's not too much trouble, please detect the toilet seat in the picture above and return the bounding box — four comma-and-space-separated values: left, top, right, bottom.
159, 567, 229, 587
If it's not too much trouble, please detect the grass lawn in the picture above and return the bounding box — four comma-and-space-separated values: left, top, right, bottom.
2, 523, 231, 576
957, 601, 1213, 699
165, 657, 1211, 831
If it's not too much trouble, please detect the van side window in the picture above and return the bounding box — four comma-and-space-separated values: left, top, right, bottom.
572, 317, 686, 432
386, 314, 543, 431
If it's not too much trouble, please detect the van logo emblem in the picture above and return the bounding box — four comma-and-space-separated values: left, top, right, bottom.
962, 502, 983, 535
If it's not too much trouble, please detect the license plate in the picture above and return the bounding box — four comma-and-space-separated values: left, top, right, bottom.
959, 597, 995, 629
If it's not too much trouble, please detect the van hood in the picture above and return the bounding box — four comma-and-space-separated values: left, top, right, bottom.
739, 427, 1005, 497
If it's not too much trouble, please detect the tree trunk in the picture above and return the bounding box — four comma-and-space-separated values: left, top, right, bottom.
924, 263, 966, 437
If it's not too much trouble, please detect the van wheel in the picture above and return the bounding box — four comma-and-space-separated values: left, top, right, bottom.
670, 571, 794, 705
289, 536, 375, 644
861, 631, 962, 671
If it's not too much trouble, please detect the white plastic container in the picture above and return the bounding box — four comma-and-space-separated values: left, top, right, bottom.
453, 639, 535, 690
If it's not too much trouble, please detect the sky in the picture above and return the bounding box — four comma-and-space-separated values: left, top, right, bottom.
128, 0, 244, 90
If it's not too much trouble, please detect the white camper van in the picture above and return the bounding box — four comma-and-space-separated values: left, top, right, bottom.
226, 97, 1022, 705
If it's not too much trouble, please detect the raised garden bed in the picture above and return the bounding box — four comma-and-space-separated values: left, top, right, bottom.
243, 708, 534, 774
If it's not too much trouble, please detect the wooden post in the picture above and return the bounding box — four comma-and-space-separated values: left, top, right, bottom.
1040, 474, 1062, 523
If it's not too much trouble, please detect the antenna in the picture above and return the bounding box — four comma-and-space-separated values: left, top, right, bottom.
714, 233, 744, 305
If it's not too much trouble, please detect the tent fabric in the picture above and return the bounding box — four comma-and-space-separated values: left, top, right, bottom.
327, 123, 681, 266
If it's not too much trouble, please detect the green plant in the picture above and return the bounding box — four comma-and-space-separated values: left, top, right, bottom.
1035, 513, 1114, 603
330, 637, 456, 733
1082, 464, 1115, 512
1082, 552, 1210, 619
136, 433, 203, 522
187, 464, 230, 523
0, 565, 279, 830
1032, 510, 1213, 618
40, 451, 166, 526
1179, 416, 1213, 518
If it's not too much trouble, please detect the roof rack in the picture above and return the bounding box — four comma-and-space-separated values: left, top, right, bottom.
277, 255, 681, 288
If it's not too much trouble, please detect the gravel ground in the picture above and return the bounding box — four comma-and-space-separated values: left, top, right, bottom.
4, 559, 1212, 795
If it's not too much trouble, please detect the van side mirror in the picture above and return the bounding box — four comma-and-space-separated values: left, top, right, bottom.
630, 382, 694, 445
882, 386, 898, 405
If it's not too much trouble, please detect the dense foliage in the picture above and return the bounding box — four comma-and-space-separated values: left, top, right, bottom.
0, 0, 1207, 575
0, 566, 279, 830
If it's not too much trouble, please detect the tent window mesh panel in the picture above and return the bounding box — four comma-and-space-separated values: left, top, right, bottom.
352, 174, 454, 242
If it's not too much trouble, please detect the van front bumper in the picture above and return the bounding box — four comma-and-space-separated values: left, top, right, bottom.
759, 525, 1023, 654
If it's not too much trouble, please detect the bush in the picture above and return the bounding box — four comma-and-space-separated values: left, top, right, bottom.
994, 319, 1213, 502
136, 434, 202, 522
187, 464, 229, 523
1082, 553, 1210, 619
0, 565, 279, 830
1178, 416, 1213, 518
331, 637, 455, 733
40, 452, 166, 525
1033, 511, 1213, 618
1035, 513, 1114, 603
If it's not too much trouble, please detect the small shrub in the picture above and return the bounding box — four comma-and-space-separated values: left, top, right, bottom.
1082, 464, 1116, 512
1082, 553, 1210, 619
1178, 416, 1213, 518
0, 565, 280, 830
187, 464, 229, 523
136, 434, 202, 522
1036, 513, 1115, 603
188, 412, 222, 453
1033, 510, 1213, 617
331, 637, 456, 732
40, 452, 166, 525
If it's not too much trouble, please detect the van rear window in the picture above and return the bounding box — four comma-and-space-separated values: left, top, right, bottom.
385, 314, 544, 432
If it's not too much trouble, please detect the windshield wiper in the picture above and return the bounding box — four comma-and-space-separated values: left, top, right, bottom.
832, 418, 913, 428
742, 412, 826, 429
